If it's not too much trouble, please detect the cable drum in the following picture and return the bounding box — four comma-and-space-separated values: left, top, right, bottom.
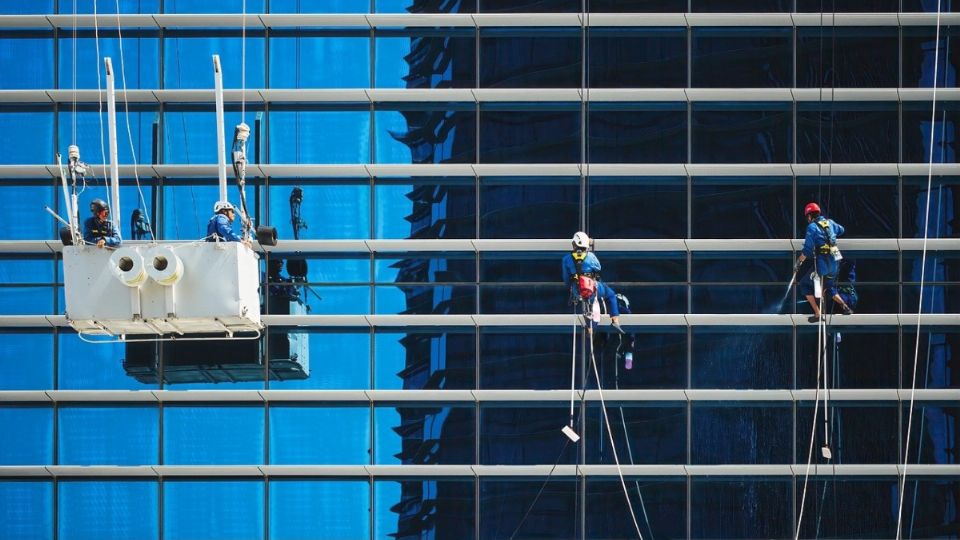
144, 246, 184, 286
109, 247, 146, 287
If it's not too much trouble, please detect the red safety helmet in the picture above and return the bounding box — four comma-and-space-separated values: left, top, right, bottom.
804, 202, 821, 216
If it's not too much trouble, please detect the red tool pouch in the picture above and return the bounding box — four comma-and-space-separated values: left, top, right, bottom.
578, 275, 597, 299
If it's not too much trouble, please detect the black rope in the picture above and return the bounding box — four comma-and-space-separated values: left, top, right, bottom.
507, 437, 572, 540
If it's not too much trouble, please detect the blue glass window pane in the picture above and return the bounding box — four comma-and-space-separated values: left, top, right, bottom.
1, 184, 55, 240
375, 105, 476, 164
164, 0, 265, 14
589, 177, 687, 238
163, 480, 264, 540
375, 178, 477, 239
480, 329, 576, 390
795, 478, 899, 539
268, 330, 370, 389
903, 103, 960, 163
269, 480, 370, 540
692, 403, 792, 464
268, 109, 370, 164
0, 481, 52, 540
0, 257, 52, 283
376, 30, 476, 89
0, 2, 52, 14
59, 107, 155, 165
161, 182, 256, 241
479, 284, 567, 314
376, 254, 475, 283
481, 405, 577, 465
0, 287, 52, 314
691, 479, 792, 539
0, 406, 52, 465
375, 329, 475, 389
797, 102, 899, 163
59, 481, 158, 540
902, 0, 960, 10
797, 27, 899, 88
590, 0, 686, 10
480, 105, 580, 163
0, 332, 53, 390
480, 0, 579, 11
58, 406, 158, 465
480, 479, 574, 539
905, 403, 960, 463
586, 479, 686, 540
903, 177, 958, 239
375, 406, 475, 464
268, 181, 370, 239
797, 177, 898, 238
267, 253, 369, 282
376, 284, 475, 314
0, 106, 52, 164
377, 479, 475, 539
479, 177, 579, 238
273, 0, 369, 12
798, 0, 899, 11
163, 406, 264, 465
797, 404, 898, 463
691, 284, 786, 314
0, 32, 53, 89
270, 406, 369, 464
300, 285, 370, 314
692, 252, 790, 283
692, 103, 792, 163
692, 327, 792, 389
691, 177, 792, 239
269, 32, 369, 88
588, 104, 687, 163
586, 404, 686, 464
594, 328, 688, 389
692, 28, 792, 87
480, 29, 581, 88
798, 327, 899, 388
164, 33, 264, 88
479, 252, 567, 283
58, 333, 156, 390
902, 330, 960, 390
692, 0, 790, 11
376, 0, 476, 12
58, 0, 160, 13
588, 28, 686, 88
58, 32, 159, 89
164, 108, 260, 163
903, 28, 960, 87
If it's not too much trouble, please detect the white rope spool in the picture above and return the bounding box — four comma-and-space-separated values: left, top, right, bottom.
109, 247, 146, 287
144, 245, 184, 286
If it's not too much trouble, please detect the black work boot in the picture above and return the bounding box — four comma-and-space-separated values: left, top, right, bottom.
808, 315, 821, 323
611, 320, 626, 335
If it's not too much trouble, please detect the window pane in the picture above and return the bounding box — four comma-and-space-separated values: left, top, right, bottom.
161, 181, 256, 241
902, 330, 960, 390
269, 31, 369, 88
586, 404, 686, 464
376, 0, 476, 12
375, 405, 475, 464
0, 286, 52, 314
0, 406, 52, 465
0, 106, 52, 164
691, 479, 792, 539
375, 177, 476, 239
0, 184, 55, 240
797, 27, 899, 88
798, 327, 899, 388
692, 28, 792, 88
273, 0, 369, 11
798, 0, 898, 9
902, 102, 960, 164
377, 479, 475, 540
270, 406, 369, 464
691, 403, 792, 464
0, 31, 53, 89
595, 328, 688, 389
903, 176, 958, 239
481, 405, 577, 465
58, 406, 158, 465
0, 481, 52, 540
479, 177, 579, 238
480, 329, 577, 390
59, 32, 159, 89
588, 103, 687, 163
588, 28, 686, 88
268, 330, 370, 390
163, 406, 264, 465
164, 108, 260, 164
58, 333, 156, 390
797, 403, 899, 463
479, 283, 567, 314
59, 481, 158, 540
59, 107, 155, 165
375, 328, 476, 390
268, 181, 370, 240
797, 177, 898, 238
480, 105, 581, 163
586, 478, 686, 540
795, 478, 899, 539
692, 252, 790, 283
270, 480, 369, 540
691, 177, 792, 238
374, 104, 476, 164
589, 0, 686, 11
480, 28, 580, 88
797, 102, 899, 163
692, 0, 790, 11
164, 480, 264, 540
164, 32, 264, 88
268, 109, 370, 164
903, 27, 960, 87
59, 0, 160, 13
0, 2, 52, 14
480, 479, 574, 539
0, 331, 53, 390
692, 327, 792, 389
480, 0, 579, 11
376, 29, 476, 88
691, 103, 792, 164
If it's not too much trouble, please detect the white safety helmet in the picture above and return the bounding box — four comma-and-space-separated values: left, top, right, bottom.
572, 231, 590, 250
213, 200, 236, 214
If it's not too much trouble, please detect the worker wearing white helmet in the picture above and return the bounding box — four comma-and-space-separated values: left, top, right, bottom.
206, 200, 244, 243
562, 231, 624, 334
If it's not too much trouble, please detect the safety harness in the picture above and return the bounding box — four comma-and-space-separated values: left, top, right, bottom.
815, 217, 839, 256
571, 250, 598, 300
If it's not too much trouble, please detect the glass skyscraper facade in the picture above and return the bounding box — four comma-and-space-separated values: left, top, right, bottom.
1, 0, 959, 539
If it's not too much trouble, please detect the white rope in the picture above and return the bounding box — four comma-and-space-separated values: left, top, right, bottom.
795, 294, 828, 540
588, 336, 644, 540
72, 0, 78, 145
92, 0, 108, 208
569, 304, 578, 430
896, 1, 944, 537
241, 0, 246, 122
114, 0, 153, 242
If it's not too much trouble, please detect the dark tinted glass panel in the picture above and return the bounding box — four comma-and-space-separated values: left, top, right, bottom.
903, 27, 960, 87
904, 403, 960, 464
480, 479, 577, 539
691, 284, 785, 313
480, 28, 581, 88
797, 102, 899, 163
903, 177, 959, 238
594, 328, 688, 389
269, 32, 369, 88
479, 105, 581, 163
797, 177, 898, 238
58, 406, 158, 465
269, 481, 369, 540
375, 104, 476, 164
589, 0, 687, 11
375, 177, 477, 239
586, 404, 686, 464
0, 32, 53, 89
692, 0, 791, 11
795, 478, 899, 539
798, 327, 899, 388
480, 252, 566, 283
376, 254, 475, 283
481, 405, 578, 465
0, 331, 53, 390
375, 406, 475, 464
270, 406, 369, 464
0, 406, 51, 465
586, 479, 686, 540
376, 284, 475, 314
691, 103, 792, 163
692, 403, 792, 464
904, 284, 960, 314
902, 330, 960, 390
798, 0, 898, 10
375, 329, 476, 390
481, 0, 579, 11
692, 327, 792, 389
589, 177, 687, 238
903, 103, 960, 163
616, 284, 689, 313
480, 329, 576, 390
797, 404, 898, 463
692, 28, 792, 87
692, 252, 791, 283
902, 0, 960, 10
377, 479, 475, 540
480, 283, 568, 314
479, 177, 579, 238
376, 29, 476, 88
59, 481, 158, 540
588, 28, 687, 88
163, 480, 264, 540
0, 481, 52, 540
691, 177, 792, 238
163, 406, 264, 465
588, 103, 687, 163
691, 479, 792, 539
797, 27, 898, 88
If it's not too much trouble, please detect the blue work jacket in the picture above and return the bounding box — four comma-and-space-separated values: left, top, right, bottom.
206, 214, 242, 242
562, 251, 601, 283
802, 217, 845, 277
82, 217, 121, 247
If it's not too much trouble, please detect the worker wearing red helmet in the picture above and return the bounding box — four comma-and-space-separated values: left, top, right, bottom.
794, 202, 854, 322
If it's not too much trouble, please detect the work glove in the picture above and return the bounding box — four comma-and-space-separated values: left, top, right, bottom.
794, 259, 804, 274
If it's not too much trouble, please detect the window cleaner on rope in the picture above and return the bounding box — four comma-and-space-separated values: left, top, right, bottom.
794, 202, 854, 323
562, 231, 625, 335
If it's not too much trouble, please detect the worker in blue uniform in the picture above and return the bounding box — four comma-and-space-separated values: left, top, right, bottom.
836, 259, 858, 313
795, 202, 854, 322
562, 231, 624, 334
206, 200, 249, 245
82, 198, 121, 248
